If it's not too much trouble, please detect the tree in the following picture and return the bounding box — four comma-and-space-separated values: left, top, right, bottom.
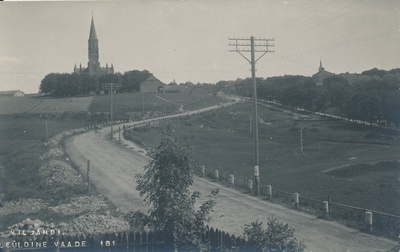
40, 73, 59, 94
323, 75, 352, 117
126, 132, 218, 251
241, 218, 305, 252
122, 70, 151, 92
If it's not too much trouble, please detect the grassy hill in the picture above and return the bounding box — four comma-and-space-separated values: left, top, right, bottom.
0, 95, 94, 115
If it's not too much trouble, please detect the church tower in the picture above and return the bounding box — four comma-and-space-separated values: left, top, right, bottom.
73, 15, 114, 76
88, 16, 100, 76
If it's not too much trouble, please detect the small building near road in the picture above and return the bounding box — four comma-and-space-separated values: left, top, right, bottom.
0, 90, 25, 97
140, 75, 165, 93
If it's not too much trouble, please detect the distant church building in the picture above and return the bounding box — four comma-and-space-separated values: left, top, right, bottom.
73, 16, 114, 76
312, 60, 334, 85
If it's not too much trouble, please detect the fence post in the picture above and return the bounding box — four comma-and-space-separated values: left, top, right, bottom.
365, 211, 373, 231
267, 185, 272, 200
294, 193, 299, 209
248, 180, 253, 190
230, 175, 234, 187
215, 170, 219, 181
201, 166, 205, 177
323, 201, 329, 218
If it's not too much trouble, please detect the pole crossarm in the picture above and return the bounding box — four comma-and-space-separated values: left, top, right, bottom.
102, 83, 122, 92
229, 37, 274, 63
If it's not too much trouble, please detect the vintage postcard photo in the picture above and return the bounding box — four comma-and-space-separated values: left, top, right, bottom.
0, 1, 399, 251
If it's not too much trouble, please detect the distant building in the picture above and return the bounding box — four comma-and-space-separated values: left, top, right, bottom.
312, 60, 334, 85
0, 90, 25, 97
73, 16, 114, 77
140, 75, 165, 93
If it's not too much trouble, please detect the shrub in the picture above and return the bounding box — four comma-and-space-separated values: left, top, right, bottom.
241, 218, 305, 252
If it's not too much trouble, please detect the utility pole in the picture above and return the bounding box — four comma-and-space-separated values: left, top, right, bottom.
87, 160, 90, 192
142, 92, 145, 117
300, 128, 304, 157
110, 83, 114, 140
45, 119, 49, 141
102, 83, 121, 140
229, 36, 274, 195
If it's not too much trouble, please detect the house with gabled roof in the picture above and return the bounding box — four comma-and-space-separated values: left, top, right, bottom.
139, 75, 165, 93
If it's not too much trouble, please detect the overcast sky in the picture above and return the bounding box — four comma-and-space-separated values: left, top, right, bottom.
1, 0, 399, 93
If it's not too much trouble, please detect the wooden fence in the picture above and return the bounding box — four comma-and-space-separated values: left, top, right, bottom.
0, 227, 246, 252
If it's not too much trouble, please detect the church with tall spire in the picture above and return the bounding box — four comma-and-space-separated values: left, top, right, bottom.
311, 59, 333, 85
74, 16, 114, 76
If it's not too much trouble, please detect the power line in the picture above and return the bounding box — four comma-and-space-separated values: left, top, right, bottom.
273, 52, 315, 70
275, 0, 380, 42
313, 29, 400, 53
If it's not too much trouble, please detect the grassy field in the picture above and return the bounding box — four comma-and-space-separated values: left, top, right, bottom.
0, 95, 94, 115
126, 101, 400, 215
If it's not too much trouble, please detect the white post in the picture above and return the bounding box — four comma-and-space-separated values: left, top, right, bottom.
267, 185, 272, 199
215, 170, 219, 181
230, 175, 235, 187
323, 201, 329, 217
365, 211, 373, 231
248, 180, 253, 190
201, 166, 205, 177
294, 193, 300, 209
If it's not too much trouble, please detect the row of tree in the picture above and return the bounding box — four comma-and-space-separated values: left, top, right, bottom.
39, 70, 151, 96
225, 68, 400, 127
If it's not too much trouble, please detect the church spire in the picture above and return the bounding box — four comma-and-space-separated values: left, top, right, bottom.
89, 15, 97, 40
88, 15, 99, 76
318, 58, 325, 72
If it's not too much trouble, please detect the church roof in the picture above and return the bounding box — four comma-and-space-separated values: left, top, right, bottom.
312, 60, 334, 85
89, 17, 97, 40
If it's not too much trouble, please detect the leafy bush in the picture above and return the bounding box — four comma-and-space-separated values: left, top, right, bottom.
241, 218, 305, 252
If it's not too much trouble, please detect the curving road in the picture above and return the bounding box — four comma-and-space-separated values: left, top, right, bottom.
65, 103, 396, 252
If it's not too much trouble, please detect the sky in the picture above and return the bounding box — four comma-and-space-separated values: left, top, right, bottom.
0, 0, 399, 94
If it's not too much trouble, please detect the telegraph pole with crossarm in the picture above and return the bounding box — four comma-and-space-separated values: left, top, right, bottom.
229, 36, 274, 195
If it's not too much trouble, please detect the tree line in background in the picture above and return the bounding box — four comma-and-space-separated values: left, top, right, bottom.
40, 67, 400, 127
39, 70, 151, 96
217, 68, 400, 128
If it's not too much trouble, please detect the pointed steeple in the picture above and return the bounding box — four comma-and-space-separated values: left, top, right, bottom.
318, 58, 325, 72
89, 16, 97, 40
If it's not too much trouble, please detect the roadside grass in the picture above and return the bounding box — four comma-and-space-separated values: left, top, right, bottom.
0, 114, 90, 200
126, 101, 400, 215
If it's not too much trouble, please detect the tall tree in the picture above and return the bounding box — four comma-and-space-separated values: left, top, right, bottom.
127, 132, 218, 251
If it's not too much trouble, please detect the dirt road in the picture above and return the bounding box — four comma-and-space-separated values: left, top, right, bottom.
65, 120, 396, 251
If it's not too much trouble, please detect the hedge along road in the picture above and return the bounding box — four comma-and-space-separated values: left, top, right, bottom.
65, 100, 396, 252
